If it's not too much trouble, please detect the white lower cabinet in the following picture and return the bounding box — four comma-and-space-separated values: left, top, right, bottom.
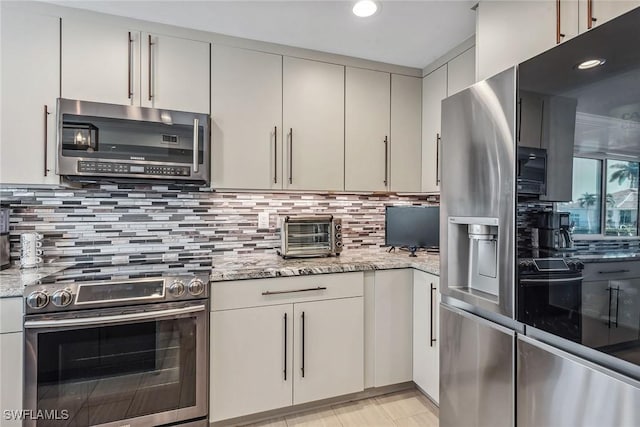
211, 305, 293, 422
0, 332, 23, 427
210, 273, 364, 422
293, 298, 364, 404
413, 270, 440, 403
373, 269, 413, 387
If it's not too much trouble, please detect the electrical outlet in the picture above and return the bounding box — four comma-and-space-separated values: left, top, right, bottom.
258, 212, 270, 229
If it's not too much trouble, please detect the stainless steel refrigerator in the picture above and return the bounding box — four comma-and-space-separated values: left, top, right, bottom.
439, 7, 640, 427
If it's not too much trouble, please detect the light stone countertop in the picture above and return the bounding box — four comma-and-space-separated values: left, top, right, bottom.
0, 249, 440, 298
0, 265, 68, 299
209, 248, 440, 282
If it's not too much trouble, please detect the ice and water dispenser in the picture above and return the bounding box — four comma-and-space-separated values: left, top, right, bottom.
447, 217, 500, 300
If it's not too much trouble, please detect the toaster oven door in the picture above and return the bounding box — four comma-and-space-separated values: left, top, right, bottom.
283, 220, 333, 257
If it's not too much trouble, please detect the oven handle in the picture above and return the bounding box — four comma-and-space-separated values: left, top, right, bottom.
520, 276, 583, 283
24, 304, 206, 329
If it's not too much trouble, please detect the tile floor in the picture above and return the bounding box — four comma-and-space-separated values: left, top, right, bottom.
243, 389, 439, 427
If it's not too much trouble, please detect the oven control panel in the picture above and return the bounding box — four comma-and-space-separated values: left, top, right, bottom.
78, 161, 191, 177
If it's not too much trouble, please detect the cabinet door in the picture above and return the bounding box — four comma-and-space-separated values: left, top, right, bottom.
1, 8, 60, 185
421, 65, 447, 193
579, 0, 640, 32
413, 270, 440, 403
390, 75, 422, 192
211, 46, 282, 189
210, 305, 293, 422
581, 280, 612, 348
141, 33, 210, 113
345, 67, 390, 192
0, 332, 23, 427
608, 278, 640, 346
476, 1, 579, 81
373, 269, 413, 387
283, 57, 345, 191
447, 47, 476, 96
62, 17, 139, 106
293, 297, 364, 404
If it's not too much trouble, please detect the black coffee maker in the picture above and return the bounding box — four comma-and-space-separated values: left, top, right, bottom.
538, 211, 573, 251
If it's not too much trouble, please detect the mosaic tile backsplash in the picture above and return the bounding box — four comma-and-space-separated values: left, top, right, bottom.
0, 186, 437, 266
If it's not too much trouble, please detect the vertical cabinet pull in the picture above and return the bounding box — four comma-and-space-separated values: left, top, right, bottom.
283, 312, 287, 381
430, 283, 437, 347
43, 105, 51, 177
614, 286, 620, 328
127, 32, 133, 99
607, 286, 612, 328
288, 128, 293, 184
193, 119, 200, 173
274, 126, 278, 184
587, 0, 596, 29
383, 136, 389, 187
435, 133, 441, 186
148, 35, 154, 101
556, 0, 565, 43
301, 311, 305, 378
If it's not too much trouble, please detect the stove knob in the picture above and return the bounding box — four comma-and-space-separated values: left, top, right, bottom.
169, 280, 185, 297
51, 289, 73, 307
27, 291, 49, 310
188, 279, 205, 296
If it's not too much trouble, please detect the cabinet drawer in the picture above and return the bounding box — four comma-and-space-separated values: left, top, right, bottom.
581, 261, 640, 281
212, 272, 364, 311
0, 297, 23, 334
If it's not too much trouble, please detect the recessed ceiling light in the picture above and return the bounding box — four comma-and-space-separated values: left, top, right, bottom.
576, 58, 606, 70
353, 0, 378, 17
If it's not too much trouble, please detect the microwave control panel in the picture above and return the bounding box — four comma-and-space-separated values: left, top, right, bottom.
77, 161, 190, 177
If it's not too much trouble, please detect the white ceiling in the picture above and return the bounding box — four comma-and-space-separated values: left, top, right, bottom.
47, 0, 476, 69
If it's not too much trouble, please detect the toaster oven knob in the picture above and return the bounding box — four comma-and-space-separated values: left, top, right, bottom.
335, 232, 342, 240
51, 289, 73, 307
335, 223, 342, 232
188, 279, 205, 296
168, 280, 185, 297
335, 241, 343, 248
27, 291, 49, 309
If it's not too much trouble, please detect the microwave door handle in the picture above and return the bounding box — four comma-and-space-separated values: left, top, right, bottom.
193, 118, 200, 173
24, 304, 206, 329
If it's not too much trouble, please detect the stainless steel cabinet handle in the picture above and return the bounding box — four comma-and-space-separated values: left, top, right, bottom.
436, 133, 441, 185
283, 312, 288, 381
288, 128, 293, 184
614, 286, 620, 328
274, 126, 278, 184
301, 311, 305, 378
148, 34, 153, 101
193, 118, 200, 173
556, 0, 565, 44
262, 286, 327, 296
24, 304, 205, 329
587, 0, 596, 29
430, 283, 437, 347
43, 105, 51, 177
598, 269, 630, 275
383, 136, 389, 187
128, 31, 133, 99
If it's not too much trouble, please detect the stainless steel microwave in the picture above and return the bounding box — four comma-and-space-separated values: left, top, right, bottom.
57, 98, 210, 185
278, 215, 343, 258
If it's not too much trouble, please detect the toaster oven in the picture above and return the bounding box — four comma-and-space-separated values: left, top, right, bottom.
278, 215, 343, 258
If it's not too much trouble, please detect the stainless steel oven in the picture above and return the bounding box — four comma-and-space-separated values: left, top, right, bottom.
23, 271, 209, 427
57, 98, 210, 185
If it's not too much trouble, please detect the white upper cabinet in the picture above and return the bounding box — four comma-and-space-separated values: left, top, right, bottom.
211, 46, 283, 189
141, 33, 210, 113
1, 7, 60, 185
390, 75, 422, 192
283, 57, 345, 191
345, 67, 391, 192
62, 18, 140, 106
63, 18, 209, 113
421, 65, 447, 193
447, 47, 476, 96
578, 0, 640, 32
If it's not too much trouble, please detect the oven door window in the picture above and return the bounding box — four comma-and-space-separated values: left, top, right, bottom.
35, 316, 198, 426
287, 222, 332, 251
